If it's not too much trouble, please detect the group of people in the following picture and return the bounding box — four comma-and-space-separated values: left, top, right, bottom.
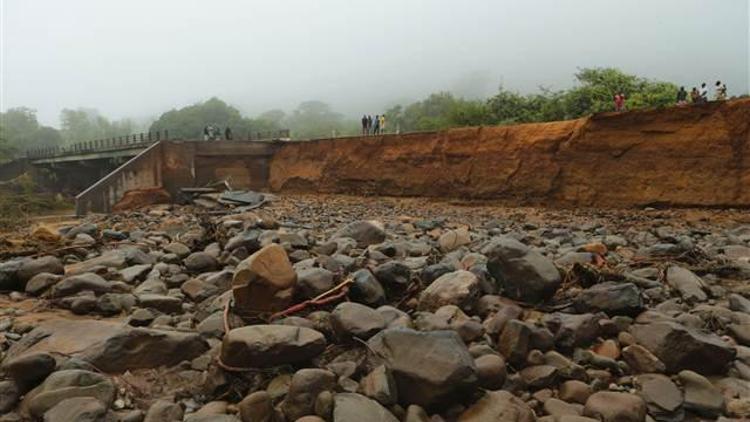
614, 80, 729, 112
203, 125, 232, 141
676, 81, 728, 105
361, 114, 386, 135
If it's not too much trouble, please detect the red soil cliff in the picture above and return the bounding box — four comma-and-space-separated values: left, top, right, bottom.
268, 99, 750, 207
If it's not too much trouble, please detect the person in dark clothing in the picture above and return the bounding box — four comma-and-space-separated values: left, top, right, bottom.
367, 115, 373, 135
676, 86, 688, 105
225, 127, 233, 140
373, 115, 381, 135
203, 126, 210, 141
361, 115, 368, 135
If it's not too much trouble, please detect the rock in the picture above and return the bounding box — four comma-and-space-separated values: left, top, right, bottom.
678, 370, 724, 417
637, 374, 683, 421
622, 344, 666, 374
368, 328, 478, 409
458, 390, 535, 422
373, 261, 411, 288
332, 220, 386, 248
583, 392, 646, 422
474, 354, 507, 390
120, 264, 152, 284
729, 293, 750, 314
630, 321, 735, 374
184, 252, 219, 273
544, 398, 583, 417
519, 365, 558, 388
2, 352, 57, 392
5, 319, 208, 373
42, 397, 107, 422
164, 242, 191, 258
574, 282, 643, 316
221, 325, 326, 368
282, 369, 336, 421
483, 236, 562, 303
665, 265, 707, 303
498, 319, 533, 366
238, 391, 273, 422
331, 302, 386, 340
297, 267, 335, 299
421, 263, 456, 285
232, 244, 297, 314
25, 273, 62, 296
21, 369, 115, 418
224, 229, 261, 253
418, 270, 480, 312
17, 256, 64, 283
333, 393, 398, 422
559, 380, 592, 404
144, 399, 183, 422
0, 380, 19, 414
181, 278, 220, 302
359, 365, 398, 406
544, 313, 602, 351
137, 294, 182, 314
439, 228, 471, 252
349, 269, 386, 306
50, 273, 113, 298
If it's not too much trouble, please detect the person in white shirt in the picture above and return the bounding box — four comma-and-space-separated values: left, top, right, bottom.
699, 83, 708, 102
715, 81, 727, 101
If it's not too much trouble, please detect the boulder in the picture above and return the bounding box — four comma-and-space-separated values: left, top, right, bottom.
573, 282, 643, 316
238, 391, 273, 422
221, 325, 326, 368
349, 269, 386, 306
373, 261, 411, 288
0, 380, 20, 414
297, 267, 335, 299
22, 370, 115, 418
333, 393, 398, 422
630, 321, 735, 374
458, 390, 535, 422
483, 236, 561, 303
637, 374, 683, 421
50, 273, 114, 298
2, 352, 57, 392
368, 328, 478, 409
583, 392, 646, 422
622, 344, 666, 373
498, 319, 533, 366
331, 302, 386, 340
144, 399, 183, 422
184, 252, 219, 273
665, 265, 707, 303
17, 256, 64, 283
679, 370, 724, 417
439, 228, 471, 252
42, 397, 108, 422
282, 369, 336, 421
232, 244, 297, 314
359, 365, 398, 406
418, 270, 480, 312
25, 273, 63, 296
332, 220, 386, 248
474, 353, 507, 390
5, 319, 208, 373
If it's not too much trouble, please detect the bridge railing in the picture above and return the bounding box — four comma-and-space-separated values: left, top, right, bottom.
25, 130, 170, 160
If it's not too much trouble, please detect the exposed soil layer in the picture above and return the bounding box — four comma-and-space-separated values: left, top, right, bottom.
269, 99, 750, 208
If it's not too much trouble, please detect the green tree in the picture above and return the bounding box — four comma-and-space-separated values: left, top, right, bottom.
0, 107, 63, 154
286, 100, 348, 139
150, 97, 281, 139
60, 108, 140, 144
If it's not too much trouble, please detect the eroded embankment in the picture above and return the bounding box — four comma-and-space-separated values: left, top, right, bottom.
269, 98, 750, 207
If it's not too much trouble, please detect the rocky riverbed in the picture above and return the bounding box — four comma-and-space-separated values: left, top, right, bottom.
1, 194, 750, 421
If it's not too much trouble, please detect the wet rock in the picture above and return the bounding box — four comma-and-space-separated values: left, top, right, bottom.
368, 328, 478, 409
458, 390, 535, 422
665, 265, 707, 303
332, 220, 386, 248
630, 321, 735, 374
232, 244, 297, 314
331, 302, 386, 340
184, 252, 219, 273
583, 392, 646, 422
418, 270, 480, 312
21, 369, 115, 418
679, 370, 724, 417
221, 325, 326, 368
42, 397, 107, 422
282, 369, 336, 421
574, 282, 643, 316
333, 393, 398, 422
349, 269, 386, 306
483, 236, 562, 303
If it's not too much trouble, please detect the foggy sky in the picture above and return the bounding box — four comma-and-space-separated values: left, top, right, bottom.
1, 0, 748, 127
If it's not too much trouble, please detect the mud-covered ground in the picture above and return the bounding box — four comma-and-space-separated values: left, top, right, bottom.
1, 194, 750, 421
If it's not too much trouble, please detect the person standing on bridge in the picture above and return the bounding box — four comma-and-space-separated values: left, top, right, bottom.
715, 81, 727, 101
373, 115, 381, 135
699, 83, 708, 103
366, 115, 373, 135
361, 115, 368, 135
225, 127, 233, 140
203, 126, 210, 141
379, 114, 386, 134
676, 86, 688, 105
